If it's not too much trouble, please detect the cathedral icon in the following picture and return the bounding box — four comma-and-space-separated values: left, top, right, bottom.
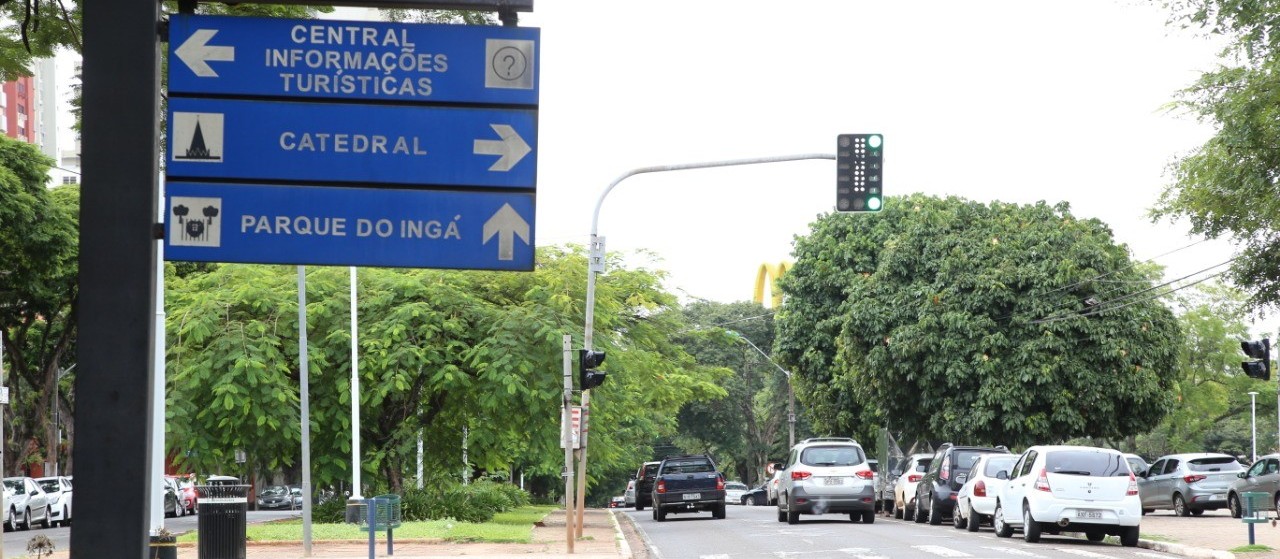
173, 112, 224, 162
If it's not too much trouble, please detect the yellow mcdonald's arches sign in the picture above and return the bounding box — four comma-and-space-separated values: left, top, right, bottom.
753, 262, 792, 309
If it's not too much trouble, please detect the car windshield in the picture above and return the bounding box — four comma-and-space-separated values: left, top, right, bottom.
663, 459, 713, 474
1188, 457, 1244, 472
2, 480, 21, 493
983, 456, 1018, 477
37, 480, 59, 493
262, 486, 288, 495
950, 451, 989, 474
1046, 450, 1129, 477
913, 459, 932, 473
725, 482, 747, 491
642, 464, 660, 478
800, 445, 863, 467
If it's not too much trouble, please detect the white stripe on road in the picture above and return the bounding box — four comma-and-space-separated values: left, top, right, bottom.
1054, 549, 1113, 559
698, 555, 731, 559
839, 549, 886, 559
980, 546, 1047, 558
912, 545, 973, 557
1133, 554, 1172, 559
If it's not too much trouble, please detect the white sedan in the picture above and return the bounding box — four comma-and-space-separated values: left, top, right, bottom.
724, 481, 749, 504
954, 453, 1018, 531
3, 477, 51, 531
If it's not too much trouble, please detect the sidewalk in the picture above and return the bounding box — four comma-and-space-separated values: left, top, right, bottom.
1138, 510, 1279, 558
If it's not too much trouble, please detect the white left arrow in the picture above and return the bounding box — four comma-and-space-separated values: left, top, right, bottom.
175, 29, 235, 78
473, 124, 532, 172
482, 203, 531, 261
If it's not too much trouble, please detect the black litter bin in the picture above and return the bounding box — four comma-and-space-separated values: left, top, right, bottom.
196, 479, 249, 559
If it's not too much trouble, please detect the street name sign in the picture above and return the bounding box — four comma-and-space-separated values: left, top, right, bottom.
167, 96, 537, 188
164, 182, 534, 270
168, 14, 539, 105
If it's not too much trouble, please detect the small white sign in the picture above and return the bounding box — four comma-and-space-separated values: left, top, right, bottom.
485, 39, 534, 90
0, 387, 9, 405
171, 112, 224, 163
560, 406, 581, 449
170, 196, 223, 248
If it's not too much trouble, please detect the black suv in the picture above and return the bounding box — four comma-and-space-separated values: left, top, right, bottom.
633, 461, 661, 510
913, 443, 1009, 525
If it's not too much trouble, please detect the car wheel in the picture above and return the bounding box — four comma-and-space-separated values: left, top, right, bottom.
7, 508, 17, 532
952, 504, 965, 529
656, 507, 666, 522
713, 502, 725, 520
914, 501, 927, 524
966, 506, 981, 532
993, 502, 1013, 538
39, 508, 49, 529
635, 500, 645, 512
1229, 493, 1242, 518
893, 501, 904, 519
63, 507, 71, 526
21, 509, 31, 531
1086, 529, 1105, 542
1120, 525, 1140, 547
1190, 508, 1203, 516
1173, 493, 1189, 517
786, 499, 799, 525
1021, 505, 1040, 543
777, 506, 786, 523
928, 498, 943, 525
862, 510, 875, 524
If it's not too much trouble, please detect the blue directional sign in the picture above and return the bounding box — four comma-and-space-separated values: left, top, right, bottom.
167, 97, 537, 188
164, 182, 534, 270
168, 14, 539, 105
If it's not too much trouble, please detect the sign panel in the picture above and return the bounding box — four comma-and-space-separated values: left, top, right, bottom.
167, 97, 537, 188
168, 14, 539, 105
163, 182, 534, 270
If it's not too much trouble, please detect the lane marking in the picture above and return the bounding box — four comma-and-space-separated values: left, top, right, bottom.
980, 546, 1048, 558
1054, 549, 1113, 559
698, 555, 731, 559
913, 545, 974, 557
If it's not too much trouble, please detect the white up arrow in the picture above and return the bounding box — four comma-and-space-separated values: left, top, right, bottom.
175, 29, 235, 78
482, 204, 531, 261
473, 124, 532, 172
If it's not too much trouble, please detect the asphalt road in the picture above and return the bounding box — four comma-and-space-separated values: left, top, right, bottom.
0, 510, 302, 557
625, 504, 1189, 559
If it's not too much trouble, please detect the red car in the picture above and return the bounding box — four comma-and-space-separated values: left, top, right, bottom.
166, 475, 198, 515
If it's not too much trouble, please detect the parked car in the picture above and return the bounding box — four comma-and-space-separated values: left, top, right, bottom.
34, 476, 72, 527
633, 461, 661, 511
915, 443, 1010, 525
724, 481, 749, 504
165, 475, 198, 516
608, 496, 625, 508
1228, 453, 1280, 518
766, 469, 785, 506
954, 453, 1018, 531
776, 437, 877, 524
2, 477, 50, 531
623, 479, 636, 507
993, 444, 1141, 547
1138, 453, 1243, 516
161, 478, 182, 518
651, 454, 726, 521
1125, 454, 1149, 477
257, 485, 301, 510
741, 483, 768, 506
892, 453, 933, 520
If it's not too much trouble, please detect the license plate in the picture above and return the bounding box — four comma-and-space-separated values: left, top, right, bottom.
682, 493, 701, 500
1212, 493, 1226, 500
824, 477, 845, 486
1076, 510, 1102, 519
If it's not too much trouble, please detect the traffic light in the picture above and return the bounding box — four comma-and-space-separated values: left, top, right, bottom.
1241, 339, 1271, 381
579, 349, 607, 390
836, 133, 883, 212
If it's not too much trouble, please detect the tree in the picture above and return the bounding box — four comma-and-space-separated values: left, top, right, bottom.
0, 134, 78, 475
776, 195, 1182, 448
1152, 0, 1280, 308
164, 247, 724, 497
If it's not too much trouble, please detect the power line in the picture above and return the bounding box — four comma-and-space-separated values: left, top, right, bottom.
1032, 238, 1208, 299
1029, 267, 1232, 325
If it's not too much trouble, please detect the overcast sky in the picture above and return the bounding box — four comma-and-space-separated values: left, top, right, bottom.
507, 0, 1247, 314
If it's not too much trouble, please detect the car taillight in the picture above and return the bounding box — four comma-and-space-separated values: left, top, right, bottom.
974, 480, 986, 497
656, 480, 666, 494
940, 455, 951, 481
855, 470, 875, 480
1034, 469, 1051, 492
717, 476, 725, 491
1127, 473, 1139, 496
1183, 474, 1206, 484
791, 470, 812, 481
908, 474, 923, 483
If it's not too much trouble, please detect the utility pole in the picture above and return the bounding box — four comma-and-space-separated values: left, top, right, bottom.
561, 335, 575, 553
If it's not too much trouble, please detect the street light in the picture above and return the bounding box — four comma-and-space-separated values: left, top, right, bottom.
726, 331, 796, 449
1249, 391, 1259, 462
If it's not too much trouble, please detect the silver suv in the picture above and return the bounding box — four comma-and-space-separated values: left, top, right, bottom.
776, 437, 877, 524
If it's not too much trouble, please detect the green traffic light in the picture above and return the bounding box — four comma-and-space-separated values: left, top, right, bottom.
868, 197, 882, 211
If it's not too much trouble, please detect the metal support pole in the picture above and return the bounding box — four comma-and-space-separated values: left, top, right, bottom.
351, 266, 361, 499
299, 266, 313, 556
575, 393, 589, 537
730, 332, 796, 448
1249, 391, 1258, 463
561, 335, 575, 553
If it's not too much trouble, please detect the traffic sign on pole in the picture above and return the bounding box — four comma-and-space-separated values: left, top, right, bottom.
164, 182, 534, 270
169, 14, 539, 105
166, 97, 537, 188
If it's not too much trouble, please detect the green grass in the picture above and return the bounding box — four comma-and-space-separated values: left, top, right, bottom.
1231, 544, 1274, 553
1140, 533, 1176, 543
176, 505, 557, 545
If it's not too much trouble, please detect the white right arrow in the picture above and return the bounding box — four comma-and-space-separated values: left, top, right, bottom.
175, 29, 235, 78
482, 203, 531, 261
473, 124, 532, 172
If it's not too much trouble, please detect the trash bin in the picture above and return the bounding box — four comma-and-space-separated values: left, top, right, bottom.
1242, 491, 1270, 521
196, 479, 249, 559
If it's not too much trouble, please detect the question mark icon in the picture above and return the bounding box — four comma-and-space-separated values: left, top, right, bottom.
503, 55, 516, 76
493, 46, 525, 81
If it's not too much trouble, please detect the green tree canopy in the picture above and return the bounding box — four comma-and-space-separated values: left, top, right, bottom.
777, 195, 1182, 448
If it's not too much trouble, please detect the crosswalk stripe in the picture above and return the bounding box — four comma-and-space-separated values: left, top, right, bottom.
839, 549, 887, 559
698, 555, 731, 559
980, 546, 1048, 558
1054, 549, 1112, 559
912, 545, 974, 557
1133, 554, 1171, 559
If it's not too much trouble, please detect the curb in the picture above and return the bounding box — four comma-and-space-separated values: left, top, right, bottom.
1138, 539, 1235, 559
607, 510, 632, 558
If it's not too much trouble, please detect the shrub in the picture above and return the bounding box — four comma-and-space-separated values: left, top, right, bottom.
313, 497, 347, 523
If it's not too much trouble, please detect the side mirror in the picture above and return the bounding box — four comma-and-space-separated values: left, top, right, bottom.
890, 469, 902, 477
996, 470, 1008, 480
1137, 470, 1147, 478
1238, 472, 1247, 478
630, 474, 637, 480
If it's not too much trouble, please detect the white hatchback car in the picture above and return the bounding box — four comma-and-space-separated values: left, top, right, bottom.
954, 453, 1018, 531
891, 453, 933, 520
993, 445, 1141, 547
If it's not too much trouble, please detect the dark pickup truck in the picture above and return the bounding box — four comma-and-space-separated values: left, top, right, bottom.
651, 454, 726, 521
